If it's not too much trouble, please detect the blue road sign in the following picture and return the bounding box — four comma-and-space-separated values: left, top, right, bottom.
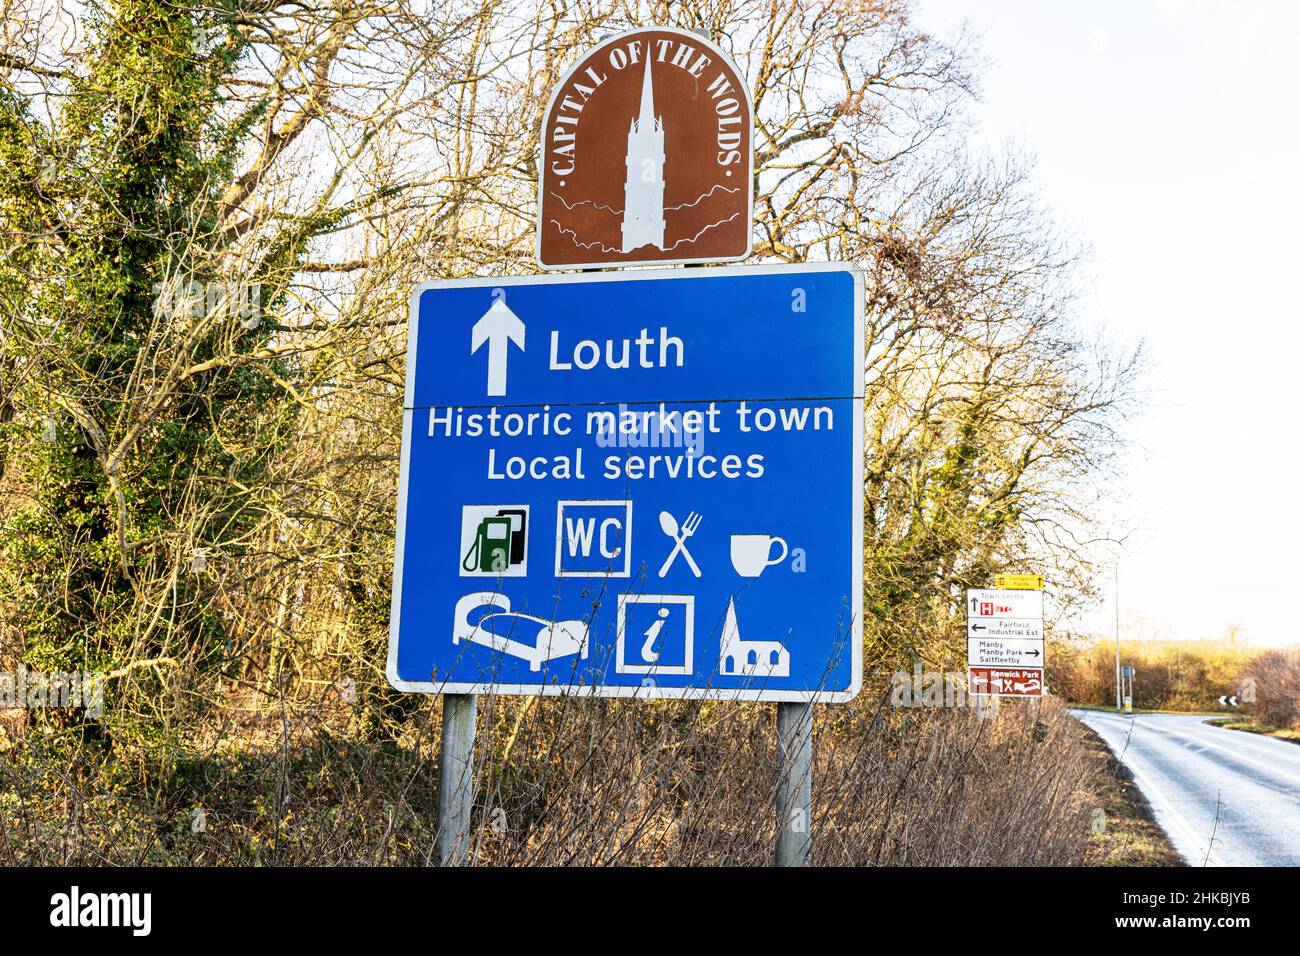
387, 263, 863, 701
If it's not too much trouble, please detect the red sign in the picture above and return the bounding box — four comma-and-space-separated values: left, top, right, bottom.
968, 667, 1044, 698
536, 26, 753, 269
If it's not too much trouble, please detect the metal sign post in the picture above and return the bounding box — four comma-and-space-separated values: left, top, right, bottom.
435, 693, 477, 865
1121, 664, 1135, 714
775, 701, 813, 866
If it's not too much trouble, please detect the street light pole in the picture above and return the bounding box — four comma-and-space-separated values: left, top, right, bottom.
1114, 564, 1122, 711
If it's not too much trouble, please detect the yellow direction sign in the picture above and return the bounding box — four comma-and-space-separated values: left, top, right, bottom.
995, 573, 1043, 591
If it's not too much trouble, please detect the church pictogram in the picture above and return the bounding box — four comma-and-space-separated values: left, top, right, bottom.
621, 57, 666, 252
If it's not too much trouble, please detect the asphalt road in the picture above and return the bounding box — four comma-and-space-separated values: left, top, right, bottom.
1073, 709, 1300, 866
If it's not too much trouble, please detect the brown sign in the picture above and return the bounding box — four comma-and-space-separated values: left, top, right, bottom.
536, 26, 753, 269
968, 667, 1045, 699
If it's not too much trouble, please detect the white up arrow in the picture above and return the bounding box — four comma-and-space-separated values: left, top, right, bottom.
471, 296, 525, 397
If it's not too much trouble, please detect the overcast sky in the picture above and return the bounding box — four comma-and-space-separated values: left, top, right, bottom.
916, 0, 1300, 647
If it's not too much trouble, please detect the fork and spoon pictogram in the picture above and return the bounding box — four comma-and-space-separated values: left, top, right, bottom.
658, 510, 702, 577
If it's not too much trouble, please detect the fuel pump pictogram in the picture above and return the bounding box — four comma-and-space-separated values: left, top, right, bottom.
460, 505, 529, 577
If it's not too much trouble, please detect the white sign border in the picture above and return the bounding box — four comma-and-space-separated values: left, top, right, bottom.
387, 262, 864, 702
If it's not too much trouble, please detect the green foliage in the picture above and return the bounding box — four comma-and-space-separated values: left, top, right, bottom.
0, 2, 303, 756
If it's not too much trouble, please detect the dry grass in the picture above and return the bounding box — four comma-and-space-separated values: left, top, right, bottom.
1, 684, 1112, 866
1076, 724, 1183, 867
1205, 719, 1300, 744
1049, 637, 1255, 712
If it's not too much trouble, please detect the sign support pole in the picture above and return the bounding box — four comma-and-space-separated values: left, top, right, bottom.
436, 692, 477, 866
775, 700, 813, 867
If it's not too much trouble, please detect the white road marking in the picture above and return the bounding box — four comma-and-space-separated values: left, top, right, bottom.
1076, 712, 1225, 866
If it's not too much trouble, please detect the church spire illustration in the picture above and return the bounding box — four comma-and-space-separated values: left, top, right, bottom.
621, 56, 666, 252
